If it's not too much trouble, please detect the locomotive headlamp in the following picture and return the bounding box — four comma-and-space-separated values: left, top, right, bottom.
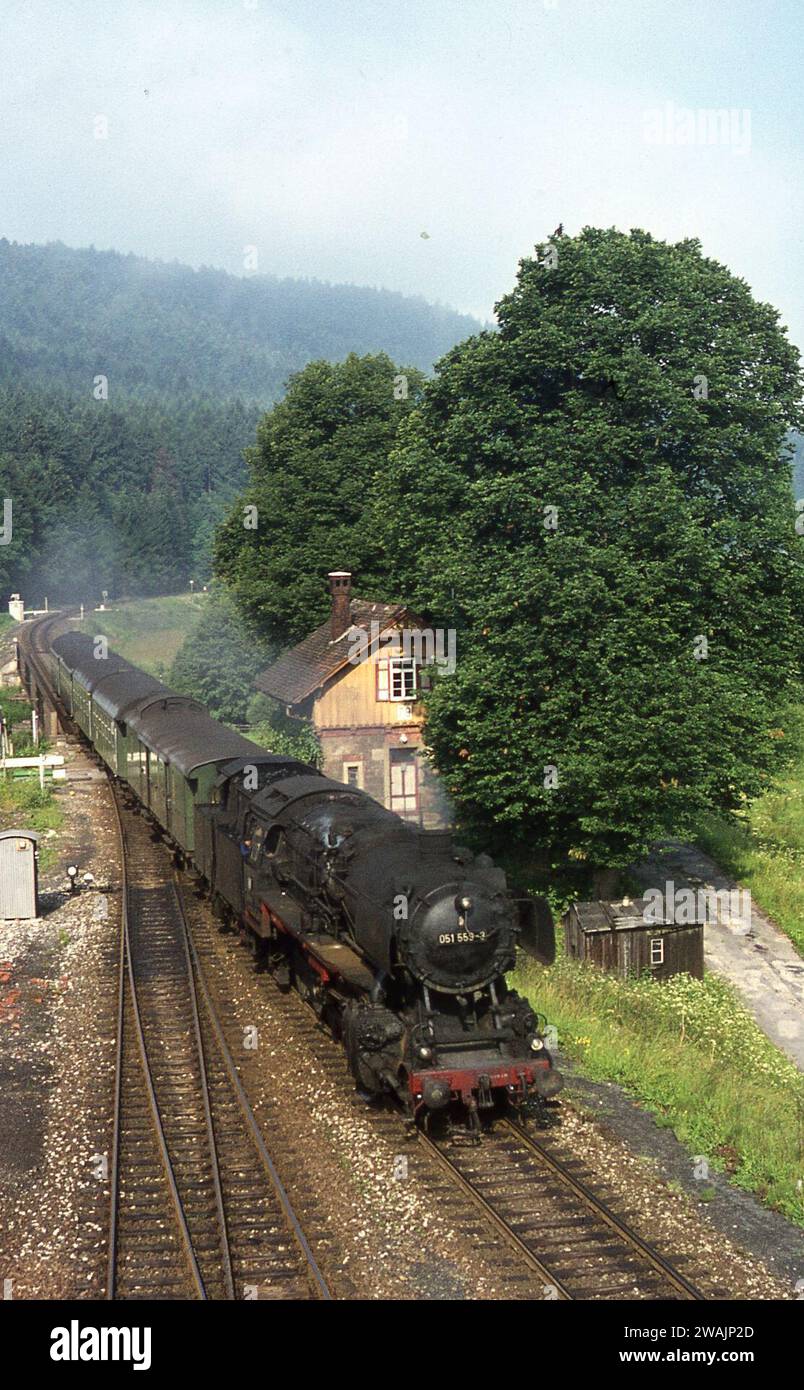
455, 894, 472, 913
529, 1036, 544, 1052
418, 1044, 433, 1061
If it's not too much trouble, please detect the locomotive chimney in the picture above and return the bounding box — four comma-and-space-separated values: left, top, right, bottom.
328, 571, 352, 641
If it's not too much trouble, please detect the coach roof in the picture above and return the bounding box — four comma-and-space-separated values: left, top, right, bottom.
126, 699, 267, 777
52, 630, 268, 776
92, 669, 169, 722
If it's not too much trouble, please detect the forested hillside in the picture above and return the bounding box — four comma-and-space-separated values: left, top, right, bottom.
0, 240, 478, 405
0, 386, 259, 603
0, 239, 476, 604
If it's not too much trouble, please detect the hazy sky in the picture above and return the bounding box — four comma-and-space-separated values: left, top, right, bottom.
2, 0, 803, 343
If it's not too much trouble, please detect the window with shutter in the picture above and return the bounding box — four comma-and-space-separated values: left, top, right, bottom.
389, 657, 416, 700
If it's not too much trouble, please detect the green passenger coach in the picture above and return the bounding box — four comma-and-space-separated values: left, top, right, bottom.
50, 631, 280, 858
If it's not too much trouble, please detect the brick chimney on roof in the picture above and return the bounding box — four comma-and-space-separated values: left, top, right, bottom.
328, 571, 352, 641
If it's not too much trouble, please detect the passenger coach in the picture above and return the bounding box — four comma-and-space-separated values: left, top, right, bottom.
50, 632, 282, 855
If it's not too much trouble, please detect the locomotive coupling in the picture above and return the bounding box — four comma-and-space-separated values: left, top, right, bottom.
532, 1067, 564, 1098
422, 1077, 451, 1110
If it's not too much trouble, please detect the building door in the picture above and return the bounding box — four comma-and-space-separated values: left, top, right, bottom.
389, 748, 418, 819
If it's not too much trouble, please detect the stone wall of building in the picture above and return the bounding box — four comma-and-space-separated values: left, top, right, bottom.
318, 724, 454, 829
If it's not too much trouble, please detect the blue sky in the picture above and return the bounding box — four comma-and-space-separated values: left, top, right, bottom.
2, 0, 803, 344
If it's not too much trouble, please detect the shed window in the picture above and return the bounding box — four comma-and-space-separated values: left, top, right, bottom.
650, 936, 665, 966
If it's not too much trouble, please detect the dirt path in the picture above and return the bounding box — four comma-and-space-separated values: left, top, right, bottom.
633, 839, 804, 1071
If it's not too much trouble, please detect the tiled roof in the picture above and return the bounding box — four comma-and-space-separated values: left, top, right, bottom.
255, 599, 411, 706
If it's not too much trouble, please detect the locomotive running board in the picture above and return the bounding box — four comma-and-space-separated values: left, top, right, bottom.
302, 935, 376, 992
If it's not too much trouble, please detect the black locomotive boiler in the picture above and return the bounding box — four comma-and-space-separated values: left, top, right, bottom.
199, 766, 563, 1128
50, 631, 562, 1130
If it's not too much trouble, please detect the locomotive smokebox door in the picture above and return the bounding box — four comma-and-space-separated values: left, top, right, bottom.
0, 830, 40, 920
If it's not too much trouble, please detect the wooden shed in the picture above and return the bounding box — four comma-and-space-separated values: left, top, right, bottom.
563, 898, 704, 981
0, 830, 40, 920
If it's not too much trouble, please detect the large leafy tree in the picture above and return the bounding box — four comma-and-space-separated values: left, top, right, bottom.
169, 588, 272, 723
214, 352, 426, 647
370, 228, 804, 872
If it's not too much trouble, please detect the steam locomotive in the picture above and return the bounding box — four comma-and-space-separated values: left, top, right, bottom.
48, 630, 562, 1131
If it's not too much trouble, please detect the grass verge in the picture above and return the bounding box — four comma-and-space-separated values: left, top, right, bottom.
1, 682, 63, 868
76, 594, 207, 678
0, 778, 63, 870
513, 955, 804, 1225
694, 807, 804, 957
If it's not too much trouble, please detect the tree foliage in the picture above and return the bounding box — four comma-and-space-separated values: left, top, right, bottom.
0, 386, 258, 604
214, 353, 426, 648
246, 695, 323, 766
366, 228, 804, 871
169, 589, 272, 724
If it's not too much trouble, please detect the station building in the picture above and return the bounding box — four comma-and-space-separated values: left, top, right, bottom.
253, 572, 453, 829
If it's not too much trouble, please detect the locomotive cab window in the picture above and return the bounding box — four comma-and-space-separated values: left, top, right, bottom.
241, 813, 258, 859
263, 825, 291, 878
265, 825, 284, 856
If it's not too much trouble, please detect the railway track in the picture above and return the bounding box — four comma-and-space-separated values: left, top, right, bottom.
18, 612, 711, 1301
419, 1119, 707, 1300
177, 883, 713, 1301
18, 614, 332, 1301
107, 784, 333, 1300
